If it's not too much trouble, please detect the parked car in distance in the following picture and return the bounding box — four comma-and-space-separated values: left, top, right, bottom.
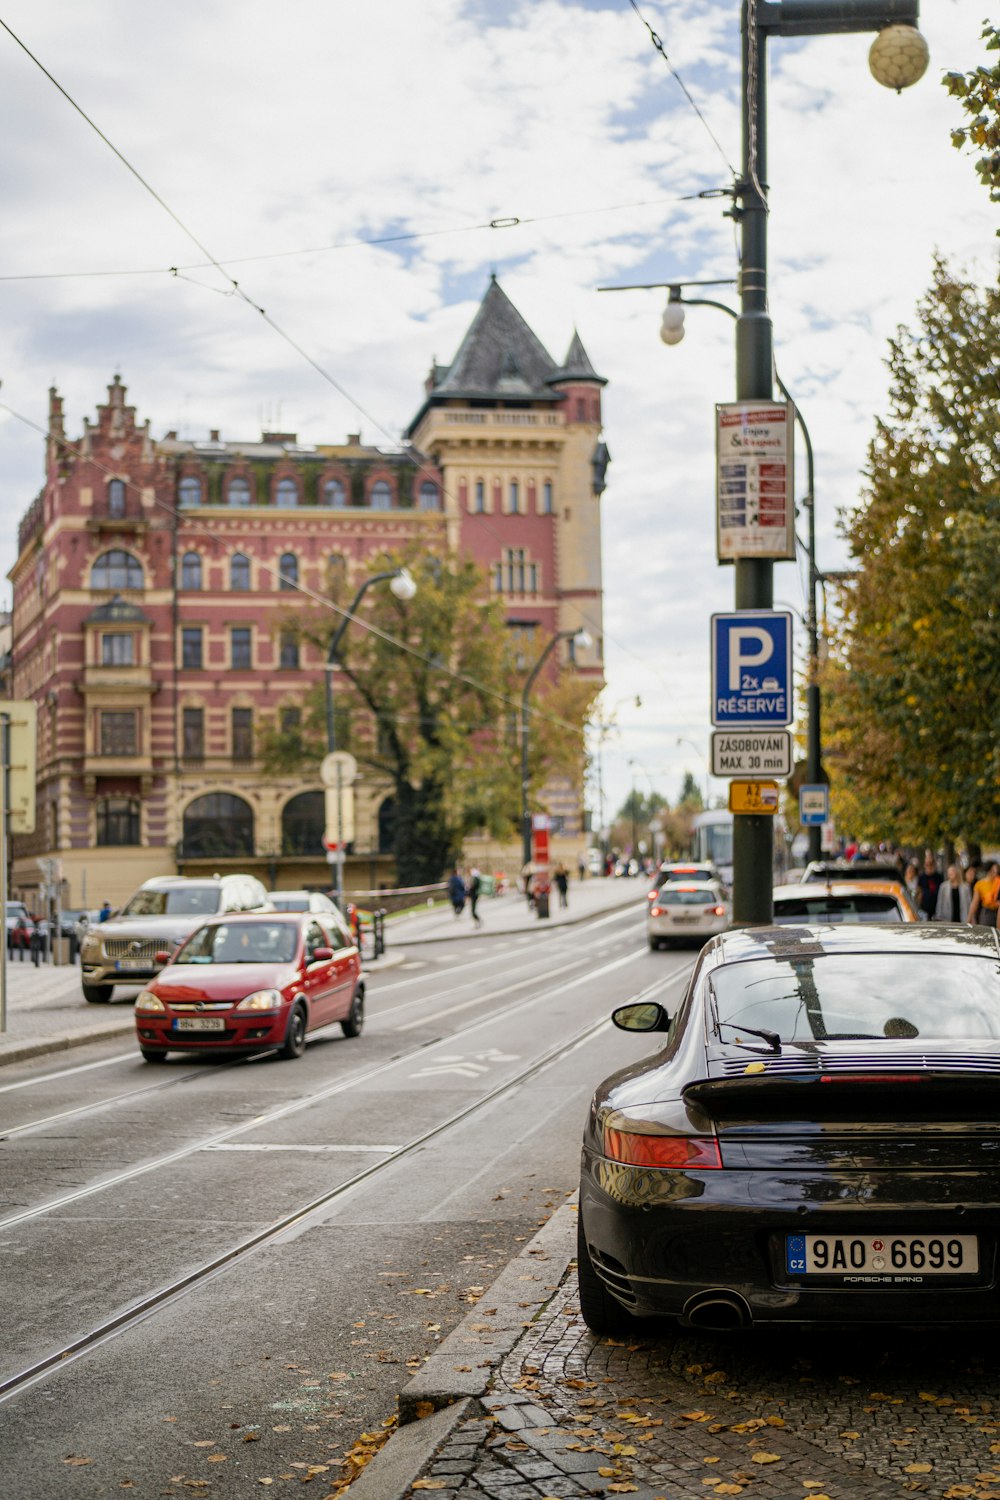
134, 910, 363, 1062
267, 890, 339, 915
578, 922, 1000, 1336
772, 880, 920, 924
801, 860, 903, 884
647, 881, 729, 949
647, 862, 722, 902
79, 874, 271, 1004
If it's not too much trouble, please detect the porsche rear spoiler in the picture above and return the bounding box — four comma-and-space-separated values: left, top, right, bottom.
684, 1071, 1000, 1122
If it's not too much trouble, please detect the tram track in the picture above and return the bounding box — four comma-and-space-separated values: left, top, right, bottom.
0, 943, 651, 1233
0, 957, 693, 1407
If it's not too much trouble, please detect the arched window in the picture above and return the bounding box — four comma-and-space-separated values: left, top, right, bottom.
230, 553, 251, 591
227, 475, 252, 506
275, 477, 298, 508
369, 480, 392, 510
279, 552, 298, 590
181, 552, 202, 590
182, 792, 254, 858
91, 549, 143, 590
178, 476, 202, 508
96, 796, 140, 846
281, 790, 325, 855
473, 480, 485, 514
108, 479, 126, 517
509, 479, 519, 513
418, 481, 440, 511
322, 477, 347, 507
541, 480, 554, 515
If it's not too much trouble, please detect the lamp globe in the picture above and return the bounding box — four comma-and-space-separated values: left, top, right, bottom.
869, 25, 929, 91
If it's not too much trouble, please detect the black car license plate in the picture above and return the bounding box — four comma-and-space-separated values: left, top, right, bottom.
786, 1233, 979, 1279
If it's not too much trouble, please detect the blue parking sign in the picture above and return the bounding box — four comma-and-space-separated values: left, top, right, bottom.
711, 611, 793, 727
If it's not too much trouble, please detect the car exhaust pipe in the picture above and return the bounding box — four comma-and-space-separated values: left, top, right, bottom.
682, 1291, 752, 1331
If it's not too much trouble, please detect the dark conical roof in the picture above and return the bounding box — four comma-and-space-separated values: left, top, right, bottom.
431, 277, 560, 401
548, 329, 606, 387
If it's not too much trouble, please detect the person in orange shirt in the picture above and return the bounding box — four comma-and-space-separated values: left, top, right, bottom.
968, 860, 1000, 928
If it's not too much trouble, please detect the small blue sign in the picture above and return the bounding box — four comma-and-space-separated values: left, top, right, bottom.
799, 784, 829, 826
711, 611, 793, 727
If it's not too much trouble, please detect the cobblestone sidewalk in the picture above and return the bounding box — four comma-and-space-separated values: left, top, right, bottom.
403, 1268, 1000, 1500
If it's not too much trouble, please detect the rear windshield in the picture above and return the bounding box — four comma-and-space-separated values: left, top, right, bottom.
270, 896, 309, 911
122, 887, 221, 917
659, 868, 714, 886
710, 952, 1000, 1042
656, 888, 719, 906
773, 895, 901, 923
175, 922, 299, 965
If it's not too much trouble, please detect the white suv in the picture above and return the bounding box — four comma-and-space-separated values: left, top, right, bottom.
80, 874, 270, 1003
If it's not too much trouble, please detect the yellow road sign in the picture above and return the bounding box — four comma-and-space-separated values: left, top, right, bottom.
729, 779, 779, 815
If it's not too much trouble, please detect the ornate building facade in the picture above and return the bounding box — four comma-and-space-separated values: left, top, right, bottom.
8, 280, 608, 907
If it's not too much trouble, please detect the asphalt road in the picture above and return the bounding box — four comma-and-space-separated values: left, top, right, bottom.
0, 896, 685, 1498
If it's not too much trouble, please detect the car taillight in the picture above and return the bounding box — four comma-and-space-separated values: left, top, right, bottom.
711, 905, 726, 917
650, 905, 664, 917
603, 1128, 722, 1169
646, 889, 658, 901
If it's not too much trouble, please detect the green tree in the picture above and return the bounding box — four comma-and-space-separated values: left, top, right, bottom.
677, 771, 705, 811
945, 21, 1000, 222
821, 260, 1000, 846
259, 551, 595, 885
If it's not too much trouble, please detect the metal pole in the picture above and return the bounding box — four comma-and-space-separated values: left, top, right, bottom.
520, 631, 572, 869
325, 569, 401, 909
731, 0, 776, 926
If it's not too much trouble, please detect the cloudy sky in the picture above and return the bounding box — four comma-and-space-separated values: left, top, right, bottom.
0, 0, 994, 826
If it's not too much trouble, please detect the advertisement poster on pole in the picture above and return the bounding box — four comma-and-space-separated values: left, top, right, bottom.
716, 401, 795, 561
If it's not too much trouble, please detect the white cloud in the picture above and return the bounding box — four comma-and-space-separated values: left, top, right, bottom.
0, 0, 994, 822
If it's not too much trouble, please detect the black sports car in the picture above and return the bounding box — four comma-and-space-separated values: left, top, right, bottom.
578, 922, 1000, 1335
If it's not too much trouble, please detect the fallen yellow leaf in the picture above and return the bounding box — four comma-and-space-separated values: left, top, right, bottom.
904, 1463, 933, 1474
206, 1454, 228, 1463
703, 1456, 720, 1464
414, 1401, 436, 1420
63, 1457, 92, 1466
714, 1486, 744, 1496
751, 1451, 782, 1464
411, 1483, 447, 1493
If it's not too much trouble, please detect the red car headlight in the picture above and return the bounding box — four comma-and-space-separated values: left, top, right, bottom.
236, 989, 283, 1011
603, 1128, 722, 1170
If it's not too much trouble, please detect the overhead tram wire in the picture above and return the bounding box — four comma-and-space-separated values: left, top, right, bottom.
0, 192, 708, 284
0, 18, 680, 701
626, 0, 738, 179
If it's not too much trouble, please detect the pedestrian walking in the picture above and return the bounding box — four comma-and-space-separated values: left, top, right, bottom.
447, 869, 466, 918
916, 851, 942, 922
467, 868, 483, 926
903, 860, 922, 915
577, 853, 586, 883
969, 860, 1000, 928
934, 864, 972, 922
553, 862, 569, 909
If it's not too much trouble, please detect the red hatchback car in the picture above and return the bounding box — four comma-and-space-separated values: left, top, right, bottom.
133, 911, 364, 1062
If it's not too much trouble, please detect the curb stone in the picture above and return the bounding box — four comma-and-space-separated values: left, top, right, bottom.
346, 1205, 578, 1500
395, 896, 640, 947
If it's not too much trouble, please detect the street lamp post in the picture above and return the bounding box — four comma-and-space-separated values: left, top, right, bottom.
324, 567, 417, 907
602, 0, 927, 921
520, 628, 592, 869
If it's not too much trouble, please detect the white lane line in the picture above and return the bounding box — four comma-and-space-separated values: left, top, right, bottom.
0, 1050, 137, 1096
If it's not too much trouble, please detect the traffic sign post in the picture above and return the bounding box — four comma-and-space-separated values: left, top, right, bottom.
799, 784, 829, 827
729, 780, 780, 815
711, 611, 792, 727
711, 729, 792, 778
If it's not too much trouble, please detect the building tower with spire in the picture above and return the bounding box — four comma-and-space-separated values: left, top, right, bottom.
407, 276, 609, 844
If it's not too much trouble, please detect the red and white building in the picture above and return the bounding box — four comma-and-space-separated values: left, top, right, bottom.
8, 279, 608, 906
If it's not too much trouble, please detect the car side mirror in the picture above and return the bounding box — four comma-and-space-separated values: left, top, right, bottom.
612, 1002, 671, 1033
155, 950, 171, 965
311, 947, 335, 962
